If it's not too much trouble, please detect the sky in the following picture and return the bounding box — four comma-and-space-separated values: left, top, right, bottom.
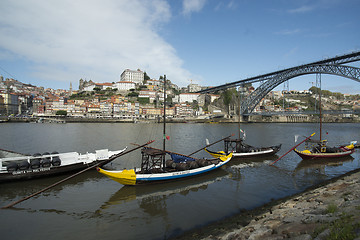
0, 0, 359, 94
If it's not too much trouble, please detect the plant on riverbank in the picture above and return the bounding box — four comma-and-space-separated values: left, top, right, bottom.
312, 212, 359, 239
328, 213, 359, 240
326, 203, 338, 214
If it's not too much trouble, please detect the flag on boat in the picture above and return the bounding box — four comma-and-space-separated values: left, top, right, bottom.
164, 135, 170, 140
240, 129, 246, 139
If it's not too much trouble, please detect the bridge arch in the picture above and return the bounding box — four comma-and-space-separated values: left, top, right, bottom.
241, 64, 360, 115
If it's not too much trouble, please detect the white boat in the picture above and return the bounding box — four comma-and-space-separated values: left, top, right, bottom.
0, 147, 127, 183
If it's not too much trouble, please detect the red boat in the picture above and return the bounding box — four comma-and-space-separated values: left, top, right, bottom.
294, 140, 355, 160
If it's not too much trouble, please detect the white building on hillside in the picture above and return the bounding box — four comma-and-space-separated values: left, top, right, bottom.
176, 93, 200, 103
188, 83, 201, 92
114, 81, 136, 91
83, 84, 96, 92
139, 90, 157, 103
121, 69, 144, 85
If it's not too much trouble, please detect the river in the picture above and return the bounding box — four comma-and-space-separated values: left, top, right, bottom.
0, 122, 359, 240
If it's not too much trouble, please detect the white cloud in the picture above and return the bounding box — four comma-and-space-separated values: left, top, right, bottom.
275, 29, 302, 35
0, 0, 192, 87
182, 0, 207, 16
288, 5, 314, 14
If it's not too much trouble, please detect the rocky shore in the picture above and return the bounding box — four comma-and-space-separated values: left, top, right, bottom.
175, 169, 360, 240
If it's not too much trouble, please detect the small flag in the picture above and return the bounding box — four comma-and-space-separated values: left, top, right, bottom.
326, 131, 328, 135
164, 135, 170, 140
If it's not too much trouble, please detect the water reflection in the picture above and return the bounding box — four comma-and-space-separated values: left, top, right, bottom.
0, 170, 103, 205
294, 156, 355, 172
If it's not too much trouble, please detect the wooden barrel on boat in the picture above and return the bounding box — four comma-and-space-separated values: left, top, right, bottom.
175, 162, 190, 171
30, 159, 40, 169
6, 162, 18, 172
18, 160, 30, 170
166, 159, 176, 168
196, 159, 209, 167
187, 161, 199, 169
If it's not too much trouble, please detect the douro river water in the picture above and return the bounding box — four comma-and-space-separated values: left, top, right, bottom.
0, 122, 359, 240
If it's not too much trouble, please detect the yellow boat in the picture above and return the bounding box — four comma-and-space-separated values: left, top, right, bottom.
97, 150, 232, 186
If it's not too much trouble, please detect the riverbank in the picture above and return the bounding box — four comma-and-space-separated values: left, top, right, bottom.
174, 168, 360, 240
3, 114, 360, 123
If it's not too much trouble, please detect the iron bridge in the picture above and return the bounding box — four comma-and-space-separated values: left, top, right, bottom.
197, 51, 360, 115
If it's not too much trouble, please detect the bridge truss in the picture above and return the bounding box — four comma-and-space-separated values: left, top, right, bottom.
197, 51, 360, 115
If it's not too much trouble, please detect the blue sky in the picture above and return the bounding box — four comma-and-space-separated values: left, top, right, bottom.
0, 0, 359, 94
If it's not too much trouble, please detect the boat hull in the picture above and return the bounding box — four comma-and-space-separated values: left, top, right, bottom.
97, 153, 233, 186
206, 145, 281, 158
294, 148, 355, 160
0, 161, 106, 183
232, 145, 281, 157
0, 148, 127, 183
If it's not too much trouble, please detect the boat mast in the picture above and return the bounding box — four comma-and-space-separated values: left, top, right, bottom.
318, 73, 322, 141
163, 74, 166, 153
238, 86, 241, 140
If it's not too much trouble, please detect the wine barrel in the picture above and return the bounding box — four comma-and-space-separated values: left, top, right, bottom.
18, 160, 30, 170
196, 159, 209, 167
187, 161, 199, 169
6, 162, 18, 172
52, 156, 61, 166
41, 158, 51, 167
165, 159, 176, 168
175, 162, 190, 171
30, 159, 40, 169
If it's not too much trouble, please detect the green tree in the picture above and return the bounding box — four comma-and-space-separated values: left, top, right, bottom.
56, 110, 67, 116
138, 97, 150, 104
144, 72, 150, 81
127, 92, 139, 97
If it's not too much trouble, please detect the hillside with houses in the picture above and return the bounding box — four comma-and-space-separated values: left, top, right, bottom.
0, 69, 359, 122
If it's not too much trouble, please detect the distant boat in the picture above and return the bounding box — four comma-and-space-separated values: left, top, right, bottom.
222, 138, 281, 158
0, 147, 127, 183
207, 87, 281, 158
97, 75, 233, 185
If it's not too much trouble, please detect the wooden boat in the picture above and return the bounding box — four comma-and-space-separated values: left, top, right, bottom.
293, 74, 355, 160
97, 75, 233, 185
294, 140, 355, 160
0, 147, 127, 183
97, 150, 232, 185
223, 138, 281, 158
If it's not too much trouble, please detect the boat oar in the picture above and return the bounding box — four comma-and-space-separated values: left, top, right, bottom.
270, 133, 315, 166
188, 134, 234, 156
1, 140, 154, 209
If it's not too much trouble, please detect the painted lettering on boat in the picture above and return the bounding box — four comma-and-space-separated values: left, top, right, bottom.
12, 167, 51, 175
171, 170, 190, 176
